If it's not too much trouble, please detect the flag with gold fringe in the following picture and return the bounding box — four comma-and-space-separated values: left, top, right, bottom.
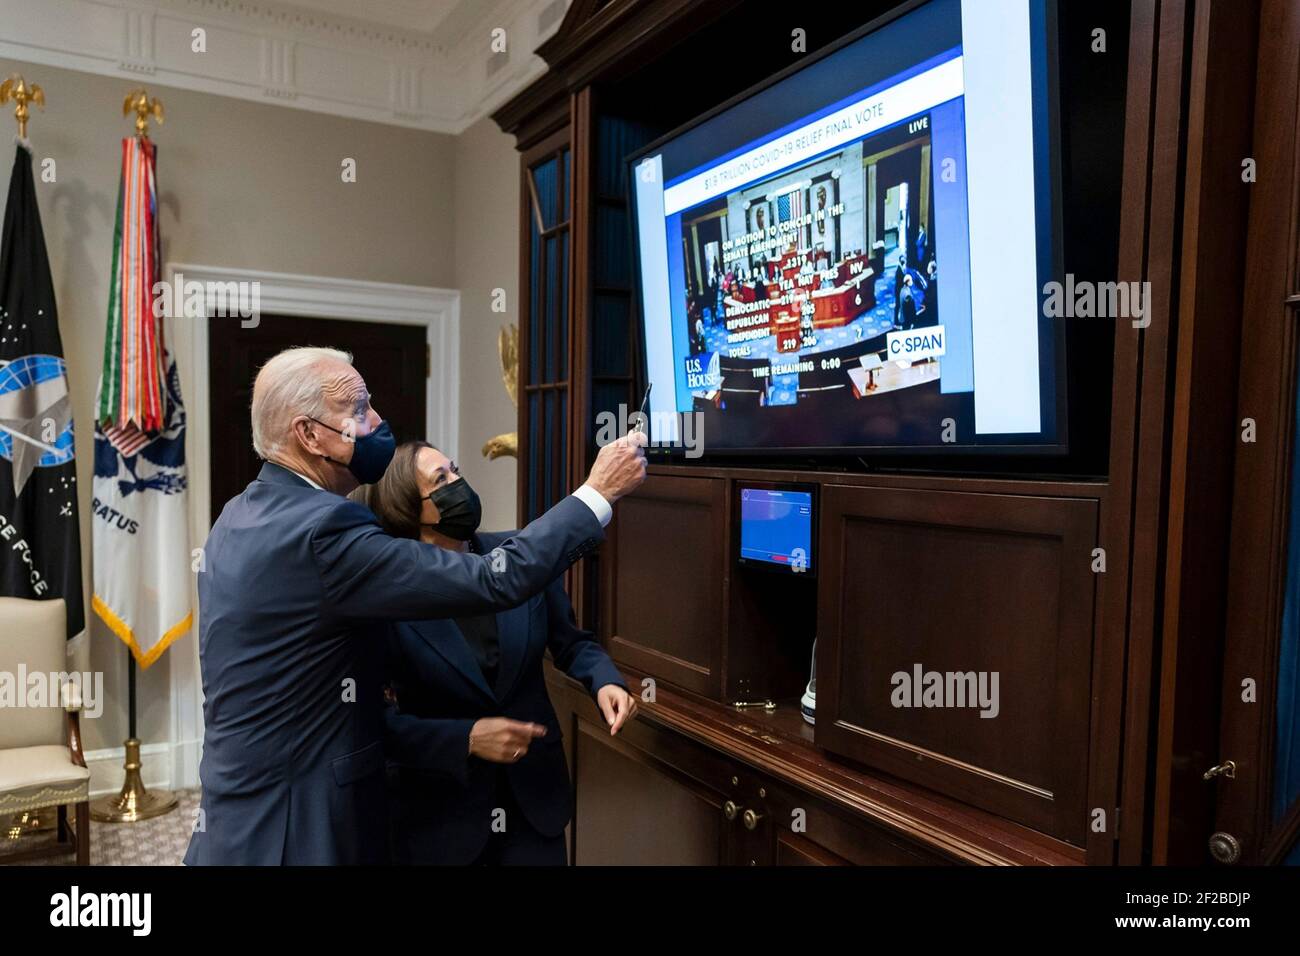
91, 135, 191, 668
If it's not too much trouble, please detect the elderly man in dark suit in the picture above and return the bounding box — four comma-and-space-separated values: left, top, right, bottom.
184, 346, 645, 865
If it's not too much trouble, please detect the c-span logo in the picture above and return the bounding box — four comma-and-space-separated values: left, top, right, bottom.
886, 325, 946, 364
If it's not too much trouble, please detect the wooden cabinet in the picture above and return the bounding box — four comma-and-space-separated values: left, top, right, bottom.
586, 466, 1104, 857
502, 0, 1275, 865
550, 666, 1030, 866
569, 707, 945, 866
815, 484, 1098, 844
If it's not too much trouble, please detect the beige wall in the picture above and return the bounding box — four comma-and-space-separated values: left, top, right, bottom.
0, 58, 520, 757
451, 117, 521, 534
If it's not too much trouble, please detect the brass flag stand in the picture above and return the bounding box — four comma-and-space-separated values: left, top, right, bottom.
90, 88, 178, 825
89, 660, 179, 823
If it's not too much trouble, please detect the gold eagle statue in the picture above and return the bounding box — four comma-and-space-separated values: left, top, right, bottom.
1, 75, 45, 139
123, 89, 164, 137
481, 324, 519, 460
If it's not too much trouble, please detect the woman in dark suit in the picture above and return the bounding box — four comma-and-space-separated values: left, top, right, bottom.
354, 441, 636, 865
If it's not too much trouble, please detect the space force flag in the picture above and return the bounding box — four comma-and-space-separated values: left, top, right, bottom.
0, 142, 85, 640
92, 135, 191, 668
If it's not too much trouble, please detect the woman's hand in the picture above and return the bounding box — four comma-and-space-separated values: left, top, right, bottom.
468, 717, 547, 763
596, 684, 638, 736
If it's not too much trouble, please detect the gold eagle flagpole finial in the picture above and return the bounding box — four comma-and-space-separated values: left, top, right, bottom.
0, 74, 45, 139
123, 88, 164, 137
482, 324, 519, 460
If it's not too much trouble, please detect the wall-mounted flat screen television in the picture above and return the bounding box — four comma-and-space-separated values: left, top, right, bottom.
630, 0, 1064, 456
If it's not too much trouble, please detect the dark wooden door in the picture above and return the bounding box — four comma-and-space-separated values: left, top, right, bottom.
208, 314, 427, 523
1212, 0, 1300, 867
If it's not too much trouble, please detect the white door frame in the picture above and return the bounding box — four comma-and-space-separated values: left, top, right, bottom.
164, 263, 460, 791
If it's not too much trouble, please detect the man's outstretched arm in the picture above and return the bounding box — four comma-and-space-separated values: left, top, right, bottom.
314, 433, 647, 620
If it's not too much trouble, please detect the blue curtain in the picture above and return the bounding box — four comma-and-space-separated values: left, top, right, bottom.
1274, 370, 1300, 863
532, 157, 558, 229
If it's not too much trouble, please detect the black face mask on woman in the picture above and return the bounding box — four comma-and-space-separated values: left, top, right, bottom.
423, 477, 482, 541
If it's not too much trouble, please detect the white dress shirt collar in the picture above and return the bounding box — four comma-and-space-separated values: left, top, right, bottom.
282, 464, 323, 491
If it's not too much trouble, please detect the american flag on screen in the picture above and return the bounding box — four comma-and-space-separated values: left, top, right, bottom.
777, 188, 806, 251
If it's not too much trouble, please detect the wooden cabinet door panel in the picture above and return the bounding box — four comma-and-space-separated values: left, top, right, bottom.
815, 485, 1098, 844
572, 718, 733, 865
606, 475, 727, 697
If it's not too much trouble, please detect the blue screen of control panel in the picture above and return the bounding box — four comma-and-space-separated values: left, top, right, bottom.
739, 488, 813, 571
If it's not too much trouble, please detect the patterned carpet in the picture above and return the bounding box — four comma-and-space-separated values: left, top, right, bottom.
0, 788, 198, 866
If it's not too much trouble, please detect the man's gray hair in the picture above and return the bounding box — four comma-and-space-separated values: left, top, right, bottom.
250, 346, 354, 459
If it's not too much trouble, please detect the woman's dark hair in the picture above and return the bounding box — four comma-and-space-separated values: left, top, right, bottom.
349, 439, 434, 539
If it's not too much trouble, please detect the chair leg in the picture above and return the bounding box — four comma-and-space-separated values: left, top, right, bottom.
74, 801, 89, 865
57, 804, 69, 844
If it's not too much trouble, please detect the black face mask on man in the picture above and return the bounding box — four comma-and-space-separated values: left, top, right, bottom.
309, 417, 396, 485
423, 477, 482, 541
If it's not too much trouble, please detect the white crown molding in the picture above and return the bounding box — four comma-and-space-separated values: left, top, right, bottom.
0, 0, 566, 134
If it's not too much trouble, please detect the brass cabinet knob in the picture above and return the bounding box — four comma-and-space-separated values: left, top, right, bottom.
1203, 760, 1237, 781
722, 800, 740, 822
1208, 832, 1241, 865
742, 808, 763, 830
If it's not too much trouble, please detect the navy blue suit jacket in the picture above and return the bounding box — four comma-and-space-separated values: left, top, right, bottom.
385, 530, 626, 865
184, 463, 603, 865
